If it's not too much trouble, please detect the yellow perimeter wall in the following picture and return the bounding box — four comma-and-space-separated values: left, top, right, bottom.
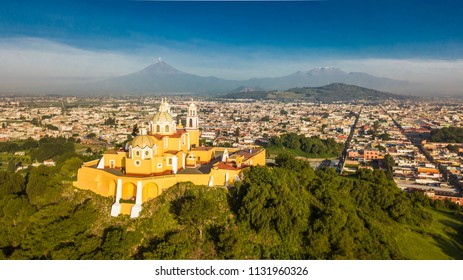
73, 148, 266, 215
74, 165, 243, 197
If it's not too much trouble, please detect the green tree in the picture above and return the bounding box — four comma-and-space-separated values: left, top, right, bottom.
383, 154, 395, 180
103, 117, 116, 126
268, 133, 343, 158
236, 165, 311, 258
447, 144, 460, 152
131, 124, 139, 137
29, 137, 76, 163
22, 137, 38, 149
177, 189, 220, 240
30, 118, 41, 127
379, 133, 391, 141
234, 127, 240, 143
26, 165, 60, 208
7, 159, 16, 173
0, 196, 36, 251
59, 157, 83, 180
430, 127, 463, 143
269, 136, 283, 147
0, 172, 26, 198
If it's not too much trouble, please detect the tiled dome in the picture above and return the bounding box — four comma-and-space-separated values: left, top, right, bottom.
152, 111, 174, 124
131, 135, 156, 148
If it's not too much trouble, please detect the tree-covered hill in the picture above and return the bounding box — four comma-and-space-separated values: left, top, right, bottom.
430, 127, 463, 143
224, 83, 407, 102
0, 150, 462, 259
264, 133, 344, 158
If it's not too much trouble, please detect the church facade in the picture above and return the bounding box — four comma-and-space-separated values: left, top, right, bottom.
73, 99, 265, 218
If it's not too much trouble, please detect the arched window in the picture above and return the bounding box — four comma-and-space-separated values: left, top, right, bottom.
156, 125, 160, 133
165, 125, 169, 133
189, 119, 193, 128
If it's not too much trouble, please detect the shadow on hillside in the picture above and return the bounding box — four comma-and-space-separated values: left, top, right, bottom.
432, 210, 463, 260
134, 231, 177, 260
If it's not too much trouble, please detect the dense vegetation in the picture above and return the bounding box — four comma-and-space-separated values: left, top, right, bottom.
29, 136, 77, 163
430, 127, 463, 143
266, 133, 344, 158
1, 147, 462, 259
0, 137, 39, 153
0, 136, 77, 164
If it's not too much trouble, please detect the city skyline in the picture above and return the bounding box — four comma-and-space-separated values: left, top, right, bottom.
1, 0, 463, 94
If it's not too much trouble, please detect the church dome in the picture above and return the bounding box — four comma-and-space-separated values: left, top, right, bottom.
149, 98, 177, 135
131, 135, 156, 148
152, 111, 174, 124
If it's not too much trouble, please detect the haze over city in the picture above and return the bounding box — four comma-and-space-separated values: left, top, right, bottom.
1, 0, 463, 95
3, 0, 463, 268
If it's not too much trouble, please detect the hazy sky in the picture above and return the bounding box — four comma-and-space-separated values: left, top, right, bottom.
1, 0, 463, 94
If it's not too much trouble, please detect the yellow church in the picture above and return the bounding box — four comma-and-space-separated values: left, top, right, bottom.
74, 99, 265, 218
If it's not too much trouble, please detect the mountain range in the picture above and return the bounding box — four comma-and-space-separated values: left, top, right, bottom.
84, 60, 413, 95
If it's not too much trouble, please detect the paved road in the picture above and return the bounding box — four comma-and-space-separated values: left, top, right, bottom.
338, 106, 363, 174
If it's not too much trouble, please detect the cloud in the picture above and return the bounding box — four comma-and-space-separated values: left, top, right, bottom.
0, 37, 145, 79
0, 37, 324, 84
333, 58, 463, 81
328, 58, 463, 93
0, 37, 463, 94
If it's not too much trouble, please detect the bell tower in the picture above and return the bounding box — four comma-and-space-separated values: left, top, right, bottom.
186, 102, 198, 129
186, 101, 200, 148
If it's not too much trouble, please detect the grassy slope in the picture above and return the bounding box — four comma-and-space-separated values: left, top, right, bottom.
396, 208, 463, 260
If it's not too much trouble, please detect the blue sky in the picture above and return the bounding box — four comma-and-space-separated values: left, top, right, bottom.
1, 0, 463, 93
2, 0, 462, 56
